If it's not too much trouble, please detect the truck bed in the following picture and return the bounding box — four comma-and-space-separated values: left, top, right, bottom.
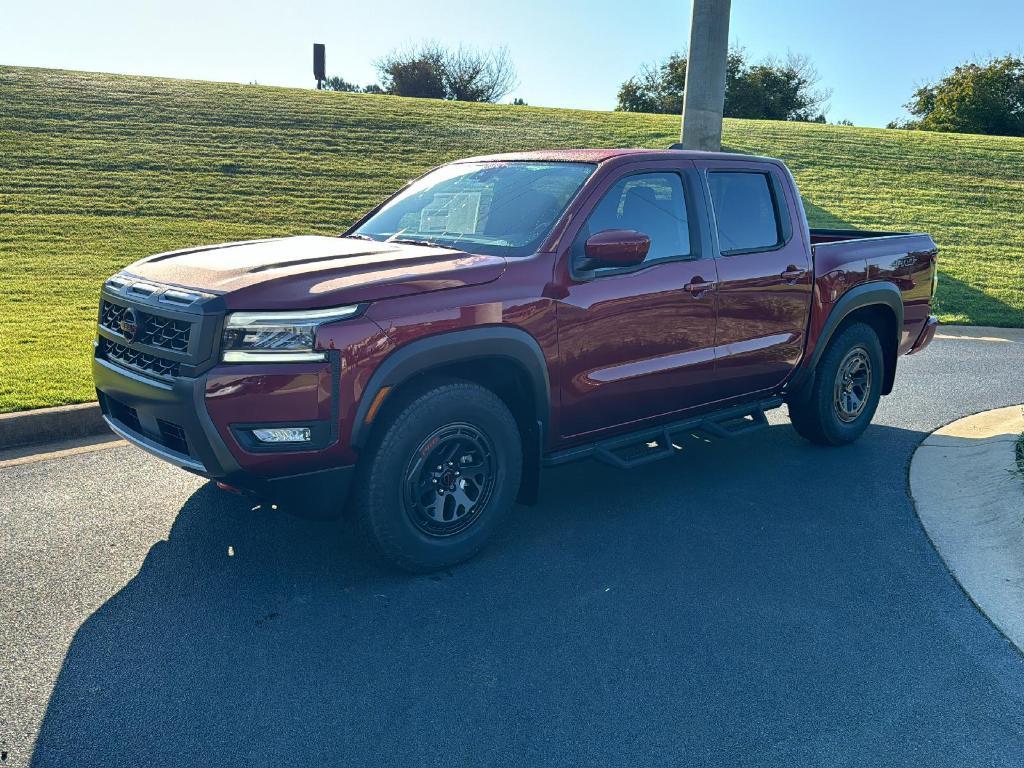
806, 228, 939, 360
810, 228, 914, 245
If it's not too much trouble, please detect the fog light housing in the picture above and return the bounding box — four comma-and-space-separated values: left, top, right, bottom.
251, 427, 312, 444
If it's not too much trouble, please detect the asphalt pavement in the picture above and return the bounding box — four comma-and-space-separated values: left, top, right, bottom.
2, 328, 1023, 767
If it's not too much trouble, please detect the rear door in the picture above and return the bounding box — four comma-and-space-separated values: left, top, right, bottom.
554, 160, 719, 438
694, 159, 813, 399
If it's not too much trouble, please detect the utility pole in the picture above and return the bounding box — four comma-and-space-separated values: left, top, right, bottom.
679, 0, 731, 150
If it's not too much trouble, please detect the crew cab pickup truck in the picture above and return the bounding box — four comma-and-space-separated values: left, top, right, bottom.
94, 148, 939, 571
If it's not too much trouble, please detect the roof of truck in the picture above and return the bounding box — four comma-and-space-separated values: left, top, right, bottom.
457, 148, 780, 165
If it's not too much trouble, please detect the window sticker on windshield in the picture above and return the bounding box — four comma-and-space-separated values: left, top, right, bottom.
420, 192, 482, 234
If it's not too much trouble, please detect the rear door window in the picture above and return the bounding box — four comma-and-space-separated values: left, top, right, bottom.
707, 172, 783, 254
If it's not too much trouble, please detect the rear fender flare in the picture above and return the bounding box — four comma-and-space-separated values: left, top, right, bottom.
788, 281, 903, 399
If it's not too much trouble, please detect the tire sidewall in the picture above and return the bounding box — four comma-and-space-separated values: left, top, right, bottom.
360, 383, 522, 570
815, 323, 884, 444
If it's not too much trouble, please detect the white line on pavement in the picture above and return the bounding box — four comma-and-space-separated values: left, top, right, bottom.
935, 333, 1017, 343
0, 437, 125, 469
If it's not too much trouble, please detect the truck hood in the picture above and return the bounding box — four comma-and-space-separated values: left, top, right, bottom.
123, 235, 507, 310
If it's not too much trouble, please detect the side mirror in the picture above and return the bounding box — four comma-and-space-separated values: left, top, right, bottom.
584, 229, 650, 269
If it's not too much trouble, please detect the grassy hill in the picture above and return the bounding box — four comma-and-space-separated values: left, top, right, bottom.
1, 65, 1021, 412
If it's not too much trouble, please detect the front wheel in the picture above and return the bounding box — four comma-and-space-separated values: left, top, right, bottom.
788, 322, 884, 446
353, 380, 522, 572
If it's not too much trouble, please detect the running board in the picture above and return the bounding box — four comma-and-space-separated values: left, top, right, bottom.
544, 397, 784, 470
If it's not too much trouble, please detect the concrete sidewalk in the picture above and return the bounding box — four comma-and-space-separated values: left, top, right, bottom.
910, 405, 1024, 651
934, 326, 1024, 343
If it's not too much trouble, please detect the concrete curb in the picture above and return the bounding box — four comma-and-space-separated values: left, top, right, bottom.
0, 402, 108, 450
910, 405, 1024, 652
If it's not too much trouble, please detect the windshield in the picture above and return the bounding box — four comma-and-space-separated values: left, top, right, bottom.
350, 161, 595, 257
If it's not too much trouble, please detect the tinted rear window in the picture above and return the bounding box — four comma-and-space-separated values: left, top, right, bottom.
707, 172, 782, 254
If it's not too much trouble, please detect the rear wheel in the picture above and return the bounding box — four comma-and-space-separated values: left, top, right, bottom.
788, 322, 884, 446
354, 380, 522, 572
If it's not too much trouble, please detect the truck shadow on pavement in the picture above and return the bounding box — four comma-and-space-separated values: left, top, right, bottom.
30, 421, 1024, 766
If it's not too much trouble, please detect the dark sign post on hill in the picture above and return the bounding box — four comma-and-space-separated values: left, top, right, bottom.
313, 43, 325, 90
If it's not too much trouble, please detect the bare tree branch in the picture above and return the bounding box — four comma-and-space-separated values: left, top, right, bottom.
375, 42, 518, 102
444, 45, 518, 103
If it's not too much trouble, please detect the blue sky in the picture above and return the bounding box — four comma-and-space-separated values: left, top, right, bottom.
3, 0, 1022, 127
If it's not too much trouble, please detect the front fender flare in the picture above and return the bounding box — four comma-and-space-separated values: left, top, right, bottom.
349, 326, 551, 450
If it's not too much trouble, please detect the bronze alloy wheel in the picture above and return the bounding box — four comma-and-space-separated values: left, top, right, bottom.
833, 346, 872, 423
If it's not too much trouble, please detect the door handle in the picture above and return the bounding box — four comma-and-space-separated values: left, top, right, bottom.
781, 266, 807, 283
684, 278, 717, 296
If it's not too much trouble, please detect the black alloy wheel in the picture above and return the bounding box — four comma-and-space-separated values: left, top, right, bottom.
403, 423, 496, 537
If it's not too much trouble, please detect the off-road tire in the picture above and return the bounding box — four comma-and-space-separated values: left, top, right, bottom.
788, 322, 884, 446
353, 380, 522, 572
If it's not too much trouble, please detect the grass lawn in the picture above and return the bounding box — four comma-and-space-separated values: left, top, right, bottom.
1, 65, 1022, 412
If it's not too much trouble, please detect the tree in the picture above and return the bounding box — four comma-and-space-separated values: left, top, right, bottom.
443, 45, 517, 102
322, 76, 361, 93
727, 53, 828, 122
375, 42, 517, 102
616, 47, 829, 122
376, 43, 447, 99
896, 55, 1024, 136
616, 53, 687, 114
321, 76, 385, 94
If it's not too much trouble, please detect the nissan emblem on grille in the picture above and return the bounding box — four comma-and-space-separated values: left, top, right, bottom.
119, 307, 140, 343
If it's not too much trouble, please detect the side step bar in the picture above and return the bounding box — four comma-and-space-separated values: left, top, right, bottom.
544, 397, 784, 470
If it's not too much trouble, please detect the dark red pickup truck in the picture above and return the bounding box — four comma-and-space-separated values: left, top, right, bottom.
94, 148, 938, 570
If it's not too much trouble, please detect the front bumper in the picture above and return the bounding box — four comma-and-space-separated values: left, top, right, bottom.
94, 355, 239, 477
94, 356, 354, 505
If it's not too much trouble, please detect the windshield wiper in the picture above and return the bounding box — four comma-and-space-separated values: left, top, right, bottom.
345, 233, 376, 241
388, 237, 444, 248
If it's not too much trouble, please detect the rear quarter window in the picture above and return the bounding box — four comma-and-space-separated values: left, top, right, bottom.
707, 171, 784, 254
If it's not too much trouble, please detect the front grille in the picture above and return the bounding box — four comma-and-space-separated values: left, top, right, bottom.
139, 314, 191, 352
99, 338, 180, 379
100, 300, 192, 353
99, 300, 126, 331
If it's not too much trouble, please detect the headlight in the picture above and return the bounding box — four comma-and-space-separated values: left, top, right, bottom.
221, 305, 363, 363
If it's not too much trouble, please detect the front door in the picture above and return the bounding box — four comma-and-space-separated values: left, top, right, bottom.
555, 162, 719, 439
695, 159, 814, 399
